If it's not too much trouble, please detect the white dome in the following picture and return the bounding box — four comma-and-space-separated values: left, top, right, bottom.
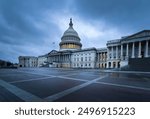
63, 27, 79, 37
59, 18, 82, 51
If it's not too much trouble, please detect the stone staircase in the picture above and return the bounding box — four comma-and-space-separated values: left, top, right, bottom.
121, 57, 150, 72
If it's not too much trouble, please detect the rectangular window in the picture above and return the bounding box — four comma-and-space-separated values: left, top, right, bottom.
85, 57, 87, 61
89, 57, 91, 61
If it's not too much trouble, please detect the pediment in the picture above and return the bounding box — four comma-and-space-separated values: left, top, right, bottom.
126, 30, 150, 40
48, 50, 58, 55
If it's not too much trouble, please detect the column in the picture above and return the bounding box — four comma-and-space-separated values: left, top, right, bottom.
132, 42, 135, 58
121, 44, 123, 60
116, 61, 118, 68
100, 53, 102, 61
69, 54, 71, 67
111, 46, 114, 59
126, 43, 129, 59
102, 53, 104, 61
104, 53, 106, 61
59, 54, 60, 62
138, 41, 141, 58
116, 46, 118, 59
99, 53, 101, 61
145, 40, 149, 57
107, 48, 109, 68
107, 62, 109, 68
111, 62, 113, 68
107, 47, 110, 60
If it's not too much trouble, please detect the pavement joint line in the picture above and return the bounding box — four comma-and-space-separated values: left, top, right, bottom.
44, 75, 108, 101
0, 79, 43, 102
57, 74, 105, 82
96, 81, 150, 91
9, 76, 54, 84
14, 70, 91, 82
57, 76, 88, 82
12, 70, 88, 83
9, 72, 100, 84
59, 73, 79, 77
56, 71, 104, 77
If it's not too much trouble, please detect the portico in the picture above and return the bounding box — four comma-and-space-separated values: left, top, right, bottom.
107, 30, 150, 68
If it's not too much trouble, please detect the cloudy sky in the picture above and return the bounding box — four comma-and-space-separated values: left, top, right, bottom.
0, 0, 150, 63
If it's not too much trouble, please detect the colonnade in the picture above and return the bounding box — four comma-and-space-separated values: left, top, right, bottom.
108, 40, 149, 60
107, 40, 149, 68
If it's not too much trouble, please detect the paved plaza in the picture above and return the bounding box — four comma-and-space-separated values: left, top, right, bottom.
0, 68, 150, 102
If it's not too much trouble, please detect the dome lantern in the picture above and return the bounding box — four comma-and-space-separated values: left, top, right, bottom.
69, 18, 73, 27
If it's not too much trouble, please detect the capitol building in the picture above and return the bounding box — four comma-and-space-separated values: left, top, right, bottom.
19, 19, 150, 70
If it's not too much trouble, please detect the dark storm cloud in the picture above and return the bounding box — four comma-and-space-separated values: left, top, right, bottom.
0, 0, 67, 45
0, 0, 68, 62
75, 0, 150, 31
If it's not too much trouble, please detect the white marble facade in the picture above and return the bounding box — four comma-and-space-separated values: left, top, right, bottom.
71, 48, 97, 68
18, 56, 38, 67
38, 55, 48, 67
